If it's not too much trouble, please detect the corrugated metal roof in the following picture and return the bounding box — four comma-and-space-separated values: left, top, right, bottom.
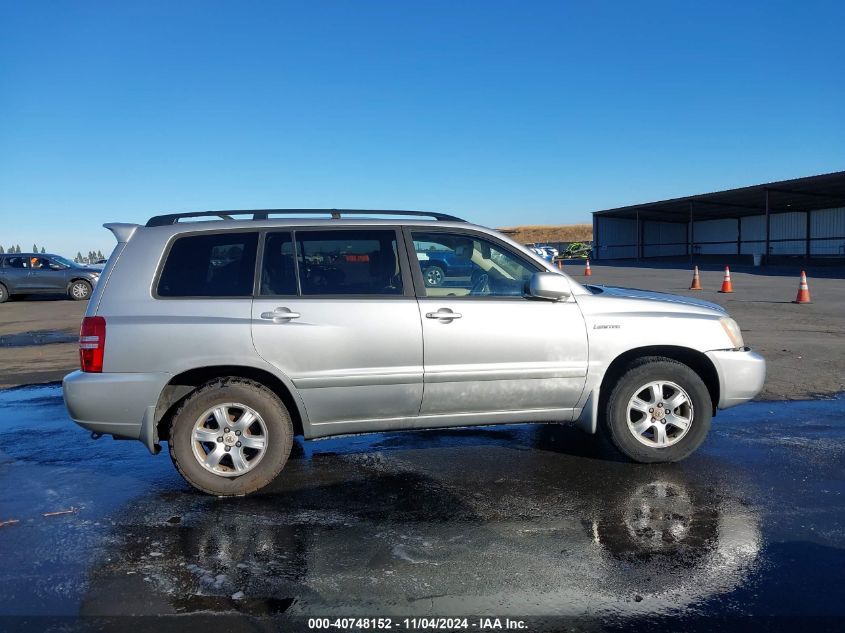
593, 170, 845, 221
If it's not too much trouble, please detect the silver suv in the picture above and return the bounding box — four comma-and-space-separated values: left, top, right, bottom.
63, 210, 765, 496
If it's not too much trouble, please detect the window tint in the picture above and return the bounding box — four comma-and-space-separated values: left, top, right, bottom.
260, 232, 297, 296
158, 232, 258, 297
411, 231, 538, 298
5, 256, 28, 269
296, 230, 403, 296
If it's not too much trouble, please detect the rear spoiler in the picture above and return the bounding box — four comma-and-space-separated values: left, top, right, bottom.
103, 223, 139, 243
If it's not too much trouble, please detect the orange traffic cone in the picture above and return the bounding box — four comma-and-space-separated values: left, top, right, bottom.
718, 266, 734, 293
584, 260, 592, 276
793, 271, 811, 304
689, 265, 702, 290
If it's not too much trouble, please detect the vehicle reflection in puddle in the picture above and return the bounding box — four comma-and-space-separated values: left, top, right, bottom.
77, 433, 762, 620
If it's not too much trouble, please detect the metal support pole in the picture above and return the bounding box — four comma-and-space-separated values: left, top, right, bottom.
635, 211, 640, 261
806, 211, 811, 259
689, 202, 695, 263
764, 188, 770, 265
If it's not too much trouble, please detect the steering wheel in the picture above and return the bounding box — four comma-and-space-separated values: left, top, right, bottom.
469, 272, 490, 296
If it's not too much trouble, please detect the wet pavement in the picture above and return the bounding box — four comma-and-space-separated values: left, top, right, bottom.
0, 386, 843, 631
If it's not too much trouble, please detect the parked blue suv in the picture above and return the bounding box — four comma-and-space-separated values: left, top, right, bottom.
415, 241, 482, 287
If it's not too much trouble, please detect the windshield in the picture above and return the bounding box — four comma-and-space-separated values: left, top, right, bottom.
52, 255, 77, 267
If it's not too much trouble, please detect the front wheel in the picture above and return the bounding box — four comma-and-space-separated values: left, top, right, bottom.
69, 280, 92, 301
601, 357, 712, 463
0, 283, 8, 303
169, 378, 294, 496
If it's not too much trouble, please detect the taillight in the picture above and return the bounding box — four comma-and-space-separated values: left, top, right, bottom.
79, 316, 106, 373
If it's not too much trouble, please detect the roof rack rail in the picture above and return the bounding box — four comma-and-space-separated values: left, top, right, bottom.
145, 209, 465, 227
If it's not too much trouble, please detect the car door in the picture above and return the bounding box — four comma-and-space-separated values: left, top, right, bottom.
407, 228, 589, 417
251, 227, 423, 429
2, 256, 33, 291
27, 257, 68, 291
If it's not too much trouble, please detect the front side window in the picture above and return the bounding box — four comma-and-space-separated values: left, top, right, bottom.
411, 231, 538, 297
157, 232, 258, 297
296, 230, 403, 296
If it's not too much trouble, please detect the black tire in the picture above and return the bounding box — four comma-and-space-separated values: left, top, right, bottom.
423, 265, 445, 287
69, 279, 92, 301
169, 377, 294, 496
0, 283, 8, 303
601, 356, 712, 463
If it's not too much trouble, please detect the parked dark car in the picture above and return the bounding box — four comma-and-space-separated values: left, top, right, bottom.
0, 253, 101, 302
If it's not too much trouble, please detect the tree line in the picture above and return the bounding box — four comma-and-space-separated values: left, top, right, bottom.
1, 244, 46, 254
75, 250, 105, 263
0, 244, 105, 264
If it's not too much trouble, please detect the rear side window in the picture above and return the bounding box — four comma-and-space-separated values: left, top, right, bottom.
296, 230, 403, 296
157, 232, 258, 297
5, 256, 28, 269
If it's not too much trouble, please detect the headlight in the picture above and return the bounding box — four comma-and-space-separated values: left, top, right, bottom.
720, 317, 744, 349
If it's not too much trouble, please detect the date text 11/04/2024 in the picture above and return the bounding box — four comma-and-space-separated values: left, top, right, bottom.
307, 617, 528, 630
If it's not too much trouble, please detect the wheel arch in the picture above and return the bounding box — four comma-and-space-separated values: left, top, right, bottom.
154, 365, 306, 442
598, 345, 720, 419
67, 277, 93, 291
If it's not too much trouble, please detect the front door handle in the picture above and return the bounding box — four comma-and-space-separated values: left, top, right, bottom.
425, 308, 462, 321
260, 307, 301, 323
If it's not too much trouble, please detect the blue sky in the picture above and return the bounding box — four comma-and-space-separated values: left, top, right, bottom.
1, 0, 843, 256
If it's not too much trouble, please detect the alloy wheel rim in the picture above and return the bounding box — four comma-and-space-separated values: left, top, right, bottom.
426, 268, 443, 285
191, 402, 268, 477
72, 283, 88, 298
626, 380, 693, 448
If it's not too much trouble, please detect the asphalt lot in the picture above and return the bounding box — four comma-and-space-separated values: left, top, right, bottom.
0, 296, 85, 389
1, 264, 844, 630
0, 384, 843, 630
579, 261, 845, 400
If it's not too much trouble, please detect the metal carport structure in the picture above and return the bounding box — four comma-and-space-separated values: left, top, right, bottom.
592, 171, 845, 263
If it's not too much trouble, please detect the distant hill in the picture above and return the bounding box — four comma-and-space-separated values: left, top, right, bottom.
497, 223, 593, 244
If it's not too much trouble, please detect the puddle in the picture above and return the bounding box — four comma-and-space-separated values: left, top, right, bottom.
0, 329, 76, 348
0, 386, 843, 625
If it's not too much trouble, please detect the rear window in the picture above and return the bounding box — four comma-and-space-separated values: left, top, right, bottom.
157, 232, 258, 297
296, 229, 403, 296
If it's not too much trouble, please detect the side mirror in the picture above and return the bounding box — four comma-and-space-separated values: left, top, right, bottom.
49, 263, 64, 270
527, 272, 571, 301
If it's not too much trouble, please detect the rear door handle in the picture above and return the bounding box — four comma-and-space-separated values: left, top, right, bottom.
425, 309, 462, 321
260, 307, 301, 323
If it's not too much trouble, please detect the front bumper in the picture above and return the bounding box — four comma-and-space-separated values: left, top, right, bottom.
706, 348, 766, 409
62, 370, 171, 453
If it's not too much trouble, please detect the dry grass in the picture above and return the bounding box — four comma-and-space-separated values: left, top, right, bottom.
497, 223, 593, 244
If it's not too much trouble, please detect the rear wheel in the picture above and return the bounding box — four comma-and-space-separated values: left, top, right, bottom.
169, 378, 293, 496
69, 280, 92, 300
601, 357, 712, 463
